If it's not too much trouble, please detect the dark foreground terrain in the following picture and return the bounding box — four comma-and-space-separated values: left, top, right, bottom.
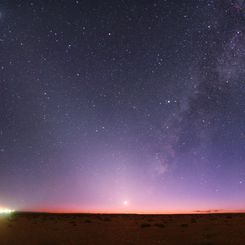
0, 212, 244, 245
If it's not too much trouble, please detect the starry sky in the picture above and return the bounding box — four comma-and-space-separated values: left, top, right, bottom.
0, 0, 245, 213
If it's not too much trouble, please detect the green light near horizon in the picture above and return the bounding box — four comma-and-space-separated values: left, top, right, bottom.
0, 208, 15, 214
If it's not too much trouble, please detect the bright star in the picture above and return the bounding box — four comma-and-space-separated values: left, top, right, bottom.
123, 200, 128, 206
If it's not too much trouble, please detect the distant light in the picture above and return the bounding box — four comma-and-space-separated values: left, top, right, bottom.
123, 200, 128, 206
0, 208, 15, 214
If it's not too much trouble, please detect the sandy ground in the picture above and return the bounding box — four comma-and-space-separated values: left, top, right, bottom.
0, 212, 244, 245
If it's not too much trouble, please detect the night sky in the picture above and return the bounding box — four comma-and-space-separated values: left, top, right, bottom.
1, 0, 245, 213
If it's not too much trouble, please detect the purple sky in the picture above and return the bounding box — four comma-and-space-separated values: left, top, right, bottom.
0, 0, 245, 213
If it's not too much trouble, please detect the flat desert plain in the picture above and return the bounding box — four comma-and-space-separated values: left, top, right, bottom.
0, 212, 245, 245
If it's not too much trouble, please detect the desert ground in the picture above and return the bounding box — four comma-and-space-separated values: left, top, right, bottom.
0, 212, 244, 245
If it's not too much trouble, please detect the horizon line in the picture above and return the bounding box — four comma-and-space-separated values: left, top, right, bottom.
15, 209, 245, 215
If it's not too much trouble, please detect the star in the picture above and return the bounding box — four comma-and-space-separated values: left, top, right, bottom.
123, 200, 128, 206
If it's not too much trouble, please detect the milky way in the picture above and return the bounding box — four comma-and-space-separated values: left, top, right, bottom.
0, 1, 245, 213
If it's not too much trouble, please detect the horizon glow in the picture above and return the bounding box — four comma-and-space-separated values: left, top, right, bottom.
0, 208, 15, 214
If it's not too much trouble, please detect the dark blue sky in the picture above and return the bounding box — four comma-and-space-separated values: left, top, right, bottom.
0, 0, 245, 213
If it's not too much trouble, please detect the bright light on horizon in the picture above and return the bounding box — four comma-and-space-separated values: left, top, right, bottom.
0, 208, 15, 214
